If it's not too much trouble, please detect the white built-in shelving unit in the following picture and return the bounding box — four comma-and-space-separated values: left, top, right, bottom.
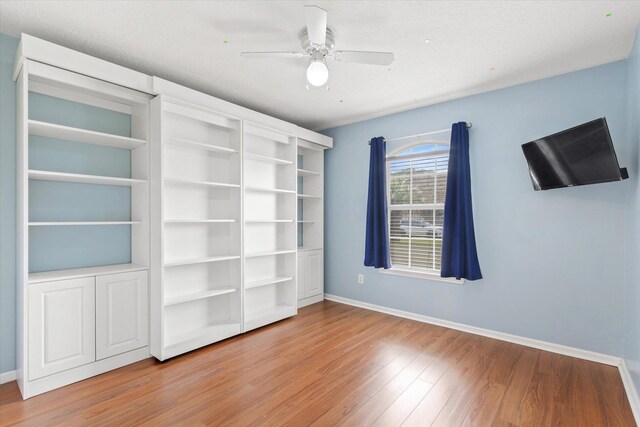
150, 96, 243, 360
297, 139, 326, 307
15, 54, 152, 398
242, 122, 298, 331
13, 35, 333, 399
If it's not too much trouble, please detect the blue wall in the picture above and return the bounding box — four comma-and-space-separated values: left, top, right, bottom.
0, 32, 133, 374
28, 93, 133, 272
624, 25, 640, 402
323, 60, 630, 356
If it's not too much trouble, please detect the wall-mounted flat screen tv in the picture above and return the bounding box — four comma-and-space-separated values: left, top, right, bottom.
521, 118, 628, 191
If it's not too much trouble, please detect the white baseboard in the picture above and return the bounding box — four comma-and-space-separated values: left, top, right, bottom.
298, 294, 324, 308
0, 370, 17, 384
323, 294, 621, 366
21, 347, 150, 399
619, 360, 640, 424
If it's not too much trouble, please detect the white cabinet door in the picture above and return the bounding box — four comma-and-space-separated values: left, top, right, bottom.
297, 253, 306, 300
307, 250, 323, 297
96, 271, 148, 360
28, 277, 95, 381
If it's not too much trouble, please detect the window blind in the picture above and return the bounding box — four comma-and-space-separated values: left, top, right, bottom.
387, 144, 449, 272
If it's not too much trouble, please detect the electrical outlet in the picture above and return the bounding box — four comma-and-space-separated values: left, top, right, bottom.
357, 274, 364, 285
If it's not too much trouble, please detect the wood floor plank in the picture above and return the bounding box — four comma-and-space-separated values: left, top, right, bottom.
371, 378, 434, 427
0, 301, 635, 427
495, 347, 540, 425
429, 338, 505, 426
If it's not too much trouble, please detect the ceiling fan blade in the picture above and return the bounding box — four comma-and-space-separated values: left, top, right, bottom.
305, 5, 327, 46
241, 52, 307, 59
332, 50, 394, 66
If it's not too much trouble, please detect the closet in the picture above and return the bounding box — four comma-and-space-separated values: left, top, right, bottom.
13, 34, 331, 398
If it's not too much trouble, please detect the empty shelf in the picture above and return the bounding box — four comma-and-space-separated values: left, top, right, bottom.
245, 152, 294, 165
165, 219, 236, 224
165, 178, 240, 188
164, 255, 240, 267
164, 322, 241, 352
29, 170, 147, 187
297, 194, 322, 199
245, 219, 295, 223
245, 186, 296, 194
165, 137, 238, 154
245, 276, 294, 290
29, 221, 141, 226
245, 249, 296, 258
244, 306, 296, 331
164, 101, 239, 130
244, 124, 290, 144
297, 168, 321, 177
164, 288, 237, 307
29, 120, 147, 150
29, 263, 147, 284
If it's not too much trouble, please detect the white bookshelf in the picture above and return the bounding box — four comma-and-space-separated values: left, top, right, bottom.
243, 122, 298, 332
13, 33, 334, 400
16, 58, 152, 398
297, 140, 326, 307
150, 96, 243, 360
297, 143, 324, 252
21, 67, 151, 275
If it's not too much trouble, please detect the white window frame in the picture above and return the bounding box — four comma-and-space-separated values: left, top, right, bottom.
380, 140, 464, 285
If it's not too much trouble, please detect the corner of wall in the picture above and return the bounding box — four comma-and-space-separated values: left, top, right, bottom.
622, 23, 640, 422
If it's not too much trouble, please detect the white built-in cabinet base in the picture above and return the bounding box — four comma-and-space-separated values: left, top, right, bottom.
96, 271, 149, 360
298, 293, 324, 308
28, 277, 96, 381
21, 271, 149, 399
297, 249, 324, 307
19, 347, 149, 399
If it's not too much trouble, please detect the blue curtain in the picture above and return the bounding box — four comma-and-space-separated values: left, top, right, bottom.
364, 137, 391, 269
441, 122, 482, 280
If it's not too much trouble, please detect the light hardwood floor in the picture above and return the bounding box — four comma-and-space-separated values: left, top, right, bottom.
0, 301, 635, 426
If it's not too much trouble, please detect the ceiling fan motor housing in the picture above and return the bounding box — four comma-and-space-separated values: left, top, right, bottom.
300, 27, 336, 52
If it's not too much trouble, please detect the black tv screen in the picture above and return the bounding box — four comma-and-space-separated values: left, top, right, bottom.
521, 118, 628, 191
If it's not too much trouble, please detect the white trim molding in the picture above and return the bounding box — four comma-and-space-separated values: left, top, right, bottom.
619, 360, 640, 424
298, 294, 324, 309
378, 267, 465, 284
323, 294, 621, 366
0, 370, 17, 385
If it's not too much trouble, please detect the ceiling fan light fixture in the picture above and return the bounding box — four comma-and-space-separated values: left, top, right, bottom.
307, 58, 329, 87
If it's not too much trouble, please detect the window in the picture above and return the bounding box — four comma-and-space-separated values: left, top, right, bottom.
387, 141, 449, 274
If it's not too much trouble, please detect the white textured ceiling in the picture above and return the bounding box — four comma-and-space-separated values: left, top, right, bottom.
1, 1, 639, 130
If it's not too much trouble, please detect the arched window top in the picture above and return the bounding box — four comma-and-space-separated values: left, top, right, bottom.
388, 140, 449, 159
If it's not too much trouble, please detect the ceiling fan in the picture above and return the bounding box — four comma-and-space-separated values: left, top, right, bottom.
241, 5, 394, 88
